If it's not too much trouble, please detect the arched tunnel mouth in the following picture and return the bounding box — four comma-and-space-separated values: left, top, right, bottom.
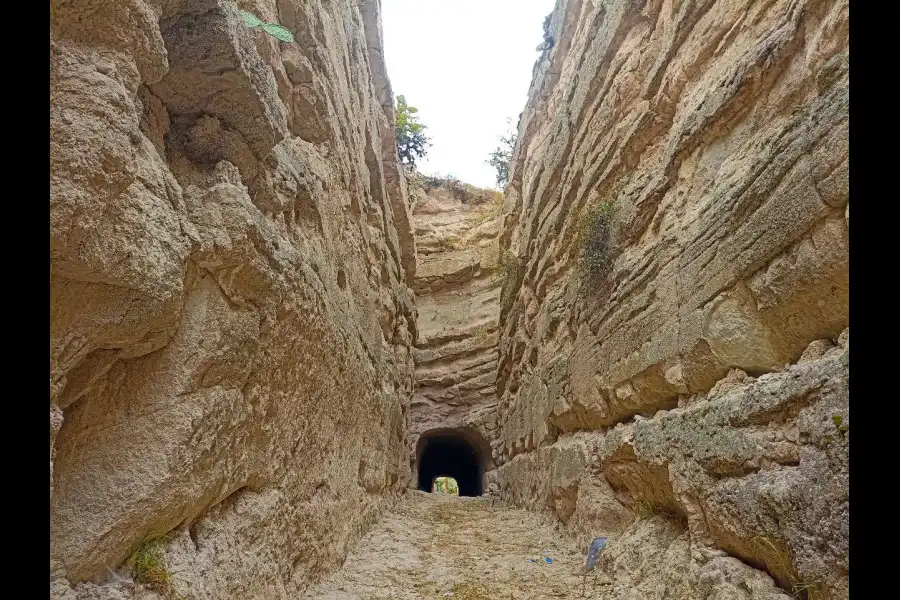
415, 428, 491, 497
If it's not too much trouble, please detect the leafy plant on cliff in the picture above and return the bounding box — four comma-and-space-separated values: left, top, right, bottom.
821, 414, 849, 446
487, 120, 518, 189
831, 414, 849, 436
239, 10, 295, 43
395, 95, 430, 168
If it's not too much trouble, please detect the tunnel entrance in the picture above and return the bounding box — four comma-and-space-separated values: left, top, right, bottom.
415, 428, 491, 497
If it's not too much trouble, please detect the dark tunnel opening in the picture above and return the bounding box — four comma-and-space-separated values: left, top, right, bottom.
415, 428, 490, 497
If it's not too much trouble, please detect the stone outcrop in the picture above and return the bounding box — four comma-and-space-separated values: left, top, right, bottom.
50, 0, 416, 597
492, 0, 849, 598
490, 335, 848, 598
409, 177, 503, 456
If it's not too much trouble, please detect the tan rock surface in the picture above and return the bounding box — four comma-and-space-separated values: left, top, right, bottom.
492, 339, 848, 598
590, 516, 794, 600
493, 0, 849, 598
498, 0, 848, 456
409, 178, 504, 459
50, 0, 849, 597
50, 0, 416, 596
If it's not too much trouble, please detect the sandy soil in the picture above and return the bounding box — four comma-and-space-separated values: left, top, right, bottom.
303, 491, 605, 599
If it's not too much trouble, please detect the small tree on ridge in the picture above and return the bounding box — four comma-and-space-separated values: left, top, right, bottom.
488, 120, 517, 189
395, 95, 429, 168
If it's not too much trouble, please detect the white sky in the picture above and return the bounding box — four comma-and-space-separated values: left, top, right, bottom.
382, 0, 558, 190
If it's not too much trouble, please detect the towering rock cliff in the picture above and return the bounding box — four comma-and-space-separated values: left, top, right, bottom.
492, 0, 849, 598
50, 0, 850, 597
409, 178, 503, 458
50, 0, 417, 597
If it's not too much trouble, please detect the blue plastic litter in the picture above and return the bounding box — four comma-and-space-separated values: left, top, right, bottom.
544, 557, 553, 564
586, 537, 608, 570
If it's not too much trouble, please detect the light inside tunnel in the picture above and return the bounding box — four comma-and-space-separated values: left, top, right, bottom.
432, 476, 459, 495
416, 428, 490, 497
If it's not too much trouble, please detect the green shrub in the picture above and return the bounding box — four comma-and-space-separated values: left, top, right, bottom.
129, 536, 182, 599
487, 120, 517, 188
575, 199, 620, 277
395, 95, 429, 168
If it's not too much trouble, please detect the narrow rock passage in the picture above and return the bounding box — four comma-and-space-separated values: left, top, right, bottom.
304, 492, 592, 599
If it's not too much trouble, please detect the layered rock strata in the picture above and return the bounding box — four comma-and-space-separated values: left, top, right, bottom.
409, 179, 504, 457
489, 335, 848, 598
493, 0, 849, 597
50, 0, 417, 597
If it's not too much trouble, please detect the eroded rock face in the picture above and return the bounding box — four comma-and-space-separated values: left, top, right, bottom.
492, 338, 848, 599
590, 516, 796, 600
493, 0, 848, 597
50, 0, 416, 597
498, 0, 848, 462
408, 179, 504, 460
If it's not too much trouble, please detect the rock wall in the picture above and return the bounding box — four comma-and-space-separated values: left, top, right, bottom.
493, 0, 848, 597
489, 336, 848, 598
50, 0, 417, 597
409, 178, 503, 455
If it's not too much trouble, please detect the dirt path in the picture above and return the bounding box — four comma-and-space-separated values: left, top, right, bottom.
304, 491, 597, 599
